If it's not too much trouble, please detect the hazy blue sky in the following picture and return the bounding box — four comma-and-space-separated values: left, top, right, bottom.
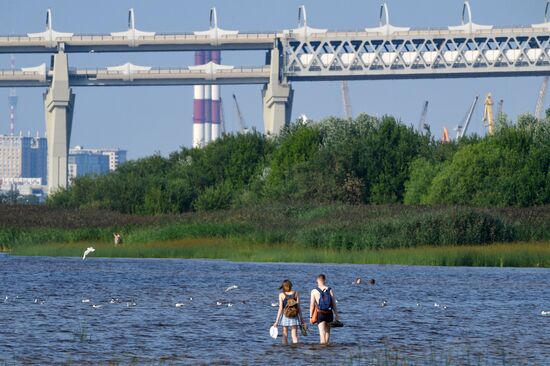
0, 1, 543, 158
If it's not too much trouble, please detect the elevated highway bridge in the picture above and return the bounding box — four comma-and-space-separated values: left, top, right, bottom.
0, 1, 549, 193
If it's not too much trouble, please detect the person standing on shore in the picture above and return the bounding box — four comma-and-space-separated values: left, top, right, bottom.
272, 279, 304, 344
310, 274, 339, 345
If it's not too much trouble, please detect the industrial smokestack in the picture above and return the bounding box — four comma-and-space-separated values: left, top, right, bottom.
192, 51, 205, 148
211, 50, 221, 141
203, 51, 212, 145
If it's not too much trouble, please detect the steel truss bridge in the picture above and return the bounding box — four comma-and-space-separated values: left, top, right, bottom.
0, 1, 549, 193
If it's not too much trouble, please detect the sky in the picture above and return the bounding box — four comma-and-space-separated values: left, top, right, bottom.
0, 0, 543, 159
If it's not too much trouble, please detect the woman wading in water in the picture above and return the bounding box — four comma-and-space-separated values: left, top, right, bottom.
272, 279, 304, 344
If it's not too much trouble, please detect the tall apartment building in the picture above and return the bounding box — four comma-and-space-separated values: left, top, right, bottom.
68, 149, 109, 180
70, 146, 127, 172
0, 134, 47, 184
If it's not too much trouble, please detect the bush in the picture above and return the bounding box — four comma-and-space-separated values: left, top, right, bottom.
48, 114, 550, 212
294, 208, 516, 249
193, 181, 234, 211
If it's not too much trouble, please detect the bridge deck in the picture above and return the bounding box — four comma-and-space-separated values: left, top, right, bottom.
0, 33, 277, 53
0, 67, 271, 87
0, 26, 548, 53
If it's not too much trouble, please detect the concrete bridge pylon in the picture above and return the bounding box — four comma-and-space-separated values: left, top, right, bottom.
43, 50, 75, 193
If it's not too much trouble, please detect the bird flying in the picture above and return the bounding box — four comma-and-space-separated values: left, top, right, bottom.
225, 285, 238, 292
82, 247, 95, 260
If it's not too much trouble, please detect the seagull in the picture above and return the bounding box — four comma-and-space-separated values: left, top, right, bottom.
542, 311, 550, 316
175, 303, 185, 308
380, 300, 387, 307
82, 299, 90, 303
225, 285, 238, 292
92, 304, 103, 309
33, 298, 45, 304
434, 303, 440, 308
126, 301, 137, 307
82, 247, 95, 260
189, 297, 193, 301
3, 296, 7, 303
216, 301, 223, 306
227, 303, 233, 307
271, 302, 278, 307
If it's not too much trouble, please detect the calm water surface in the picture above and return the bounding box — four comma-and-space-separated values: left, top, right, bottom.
0, 256, 549, 365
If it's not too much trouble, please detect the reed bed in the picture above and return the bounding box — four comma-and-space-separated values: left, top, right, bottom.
2, 204, 550, 267
10, 238, 550, 268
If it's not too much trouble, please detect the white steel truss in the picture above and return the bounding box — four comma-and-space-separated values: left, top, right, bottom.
282, 29, 550, 80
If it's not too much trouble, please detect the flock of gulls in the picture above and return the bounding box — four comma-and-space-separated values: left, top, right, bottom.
4, 286, 548, 317
3, 248, 547, 317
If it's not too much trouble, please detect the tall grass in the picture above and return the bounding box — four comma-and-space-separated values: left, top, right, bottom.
11, 239, 550, 268
2, 204, 550, 258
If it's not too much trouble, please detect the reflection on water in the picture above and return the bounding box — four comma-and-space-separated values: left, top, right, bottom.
0, 256, 548, 365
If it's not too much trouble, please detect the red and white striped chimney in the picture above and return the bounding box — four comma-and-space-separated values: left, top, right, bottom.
192, 51, 206, 148
211, 50, 221, 141
203, 51, 212, 145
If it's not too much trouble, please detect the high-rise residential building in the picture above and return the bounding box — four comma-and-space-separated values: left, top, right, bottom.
68, 149, 110, 180
0, 134, 47, 184
70, 146, 127, 172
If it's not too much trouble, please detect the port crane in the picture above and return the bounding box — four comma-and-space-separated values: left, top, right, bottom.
340, 81, 353, 119
534, 2, 550, 120
232, 94, 248, 133
482, 93, 495, 135
496, 99, 504, 121
535, 76, 549, 120
454, 95, 479, 139
418, 101, 429, 133
220, 97, 226, 134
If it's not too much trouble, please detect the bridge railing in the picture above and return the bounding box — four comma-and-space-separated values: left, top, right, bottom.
0, 33, 278, 42
77, 66, 270, 74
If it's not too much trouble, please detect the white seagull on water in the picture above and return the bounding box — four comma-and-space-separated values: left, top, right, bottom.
82, 247, 95, 260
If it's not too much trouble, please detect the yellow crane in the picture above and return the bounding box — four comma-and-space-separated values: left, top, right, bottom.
483, 93, 495, 135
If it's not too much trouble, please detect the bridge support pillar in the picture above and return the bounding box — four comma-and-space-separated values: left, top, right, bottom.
262, 46, 293, 136
44, 51, 75, 194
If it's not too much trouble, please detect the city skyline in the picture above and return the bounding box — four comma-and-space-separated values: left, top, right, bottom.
0, 0, 543, 159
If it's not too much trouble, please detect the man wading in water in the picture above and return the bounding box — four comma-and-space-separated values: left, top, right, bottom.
310, 274, 340, 345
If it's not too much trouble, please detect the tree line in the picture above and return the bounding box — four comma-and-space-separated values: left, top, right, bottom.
49, 113, 550, 214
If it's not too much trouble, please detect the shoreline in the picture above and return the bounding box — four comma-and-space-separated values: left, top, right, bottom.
7, 239, 550, 268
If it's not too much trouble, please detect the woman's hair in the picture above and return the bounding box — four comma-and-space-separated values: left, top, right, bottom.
280, 279, 293, 292
317, 274, 326, 282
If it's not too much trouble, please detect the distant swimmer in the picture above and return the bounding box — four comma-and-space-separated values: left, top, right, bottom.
353, 278, 375, 285
273, 279, 305, 344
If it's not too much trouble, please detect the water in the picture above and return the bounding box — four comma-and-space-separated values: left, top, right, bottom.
0, 256, 549, 365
